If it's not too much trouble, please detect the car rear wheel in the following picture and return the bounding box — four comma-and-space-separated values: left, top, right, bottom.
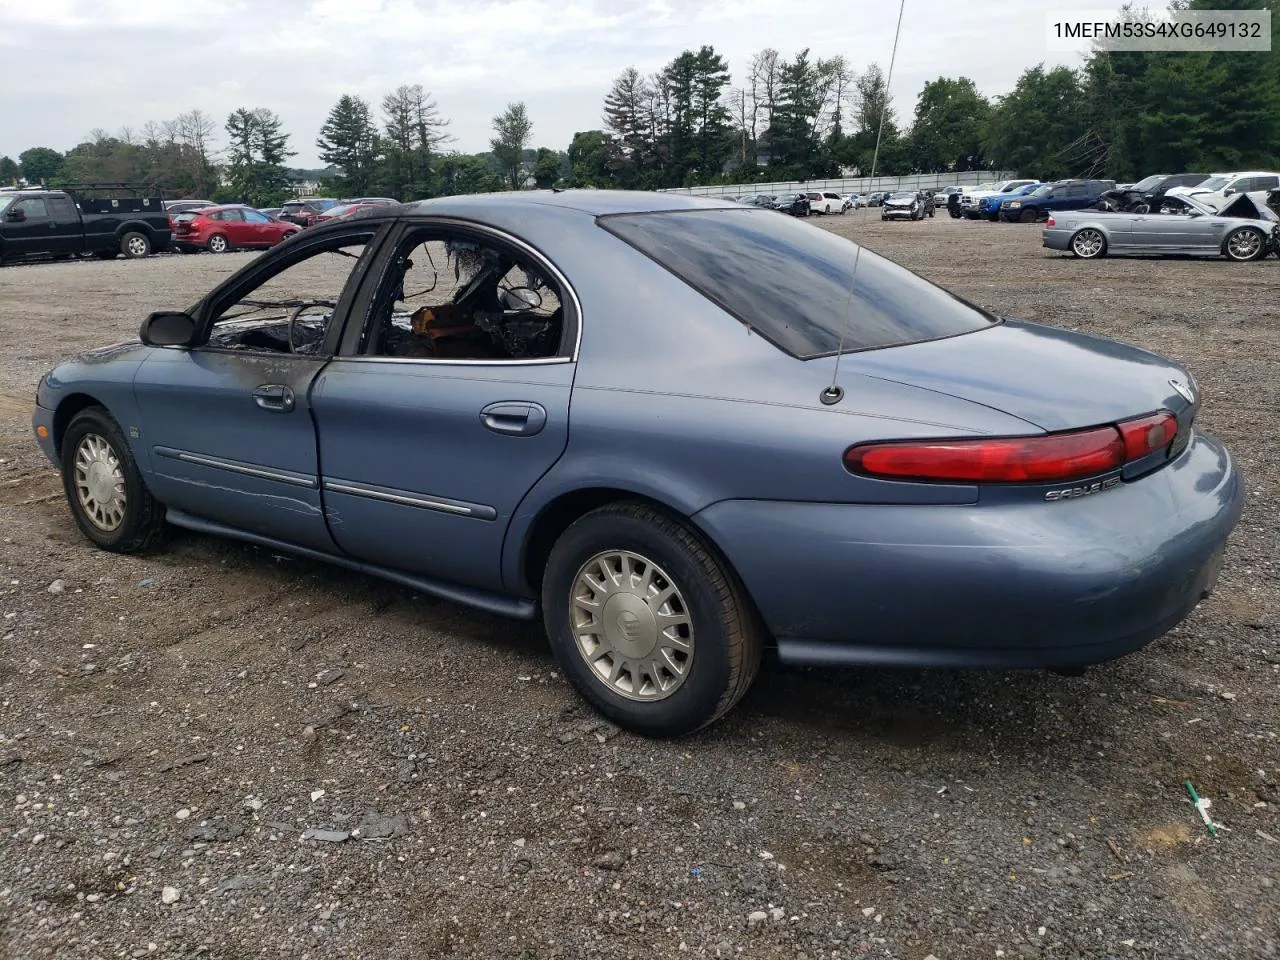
542, 502, 763, 737
1070, 228, 1107, 259
121, 231, 151, 259
60, 407, 166, 553
207, 233, 230, 254
1223, 227, 1266, 261
1019, 208, 1038, 224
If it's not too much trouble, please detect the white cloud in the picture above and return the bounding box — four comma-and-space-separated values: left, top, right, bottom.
0, 0, 1094, 165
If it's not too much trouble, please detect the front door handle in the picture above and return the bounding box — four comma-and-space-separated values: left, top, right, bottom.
480, 401, 546, 437
252, 383, 295, 412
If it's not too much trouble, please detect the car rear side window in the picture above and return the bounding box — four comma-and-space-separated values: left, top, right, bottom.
599, 208, 996, 359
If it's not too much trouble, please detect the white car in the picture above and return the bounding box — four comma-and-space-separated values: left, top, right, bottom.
846, 194, 869, 209
959, 179, 1040, 218
1166, 171, 1280, 212
805, 191, 847, 215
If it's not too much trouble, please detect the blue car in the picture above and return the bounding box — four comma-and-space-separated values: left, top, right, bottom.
978, 182, 1041, 220
31, 191, 1243, 736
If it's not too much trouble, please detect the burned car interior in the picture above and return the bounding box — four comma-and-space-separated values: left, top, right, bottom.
363, 233, 566, 360
207, 238, 372, 355
205, 231, 567, 361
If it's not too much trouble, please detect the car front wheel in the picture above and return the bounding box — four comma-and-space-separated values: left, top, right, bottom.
207, 233, 230, 254
60, 407, 166, 552
1070, 228, 1107, 259
542, 502, 762, 737
1224, 227, 1266, 261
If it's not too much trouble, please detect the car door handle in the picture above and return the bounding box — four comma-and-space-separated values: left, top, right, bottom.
252, 383, 295, 412
480, 401, 546, 437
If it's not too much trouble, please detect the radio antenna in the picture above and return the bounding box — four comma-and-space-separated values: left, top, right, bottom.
823, 0, 907, 406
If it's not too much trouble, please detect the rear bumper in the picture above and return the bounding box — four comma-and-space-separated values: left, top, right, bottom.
1042, 228, 1072, 251
694, 431, 1242, 669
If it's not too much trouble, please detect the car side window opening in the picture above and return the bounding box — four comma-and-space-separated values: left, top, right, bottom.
361, 228, 567, 361
204, 235, 373, 356
243, 210, 270, 223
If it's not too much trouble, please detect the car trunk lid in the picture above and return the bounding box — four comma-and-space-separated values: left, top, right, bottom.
840, 319, 1195, 433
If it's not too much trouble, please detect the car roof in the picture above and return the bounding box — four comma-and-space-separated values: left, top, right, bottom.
409, 189, 741, 218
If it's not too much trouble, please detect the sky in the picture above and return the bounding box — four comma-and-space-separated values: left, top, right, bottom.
0, 0, 1124, 168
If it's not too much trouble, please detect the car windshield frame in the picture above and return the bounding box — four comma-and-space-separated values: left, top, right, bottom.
0, 196, 14, 214
888, 192, 917, 199
1198, 175, 1230, 191
1131, 175, 1166, 191
598, 207, 998, 361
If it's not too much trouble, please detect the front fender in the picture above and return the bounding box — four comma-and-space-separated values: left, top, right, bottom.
40, 343, 154, 472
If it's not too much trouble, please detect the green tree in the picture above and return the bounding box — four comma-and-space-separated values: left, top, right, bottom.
656, 46, 733, 185
18, 147, 63, 184
316, 94, 380, 196
381, 84, 451, 199
909, 77, 992, 173
490, 102, 533, 189
843, 64, 908, 175
224, 107, 295, 206
436, 152, 504, 195
565, 130, 617, 187
603, 67, 653, 188
532, 147, 564, 188
984, 65, 1089, 180
0, 156, 18, 185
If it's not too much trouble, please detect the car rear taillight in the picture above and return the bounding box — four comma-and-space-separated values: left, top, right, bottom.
1046, 216, 1056, 227
845, 411, 1179, 484
1117, 411, 1177, 460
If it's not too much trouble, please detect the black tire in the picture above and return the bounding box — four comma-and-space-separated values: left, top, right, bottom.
1132, 202, 1150, 214
1069, 228, 1107, 259
541, 502, 763, 737
120, 231, 151, 259
207, 233, 230, 254
1019, 208, 1038, 224
60, 406, 166, 553
1223, 227, 1266, 262
949, 210, 961, 219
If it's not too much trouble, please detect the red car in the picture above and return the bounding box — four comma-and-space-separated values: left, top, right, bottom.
171, 205, 301, 254
309, 202, 385, 225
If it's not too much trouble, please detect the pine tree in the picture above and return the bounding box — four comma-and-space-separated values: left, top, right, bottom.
316, 95, 379, 195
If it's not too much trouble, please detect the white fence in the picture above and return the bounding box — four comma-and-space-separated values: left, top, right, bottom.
660, 171, 1018, 197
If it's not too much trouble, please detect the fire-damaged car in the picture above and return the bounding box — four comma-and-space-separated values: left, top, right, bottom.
1096, 173, 1210, 214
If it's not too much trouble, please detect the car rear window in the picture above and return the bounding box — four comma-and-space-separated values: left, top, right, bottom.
599, 208, 996, 359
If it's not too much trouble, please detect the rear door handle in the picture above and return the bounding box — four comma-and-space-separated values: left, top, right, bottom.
480, 401, 546, 437
252, 383, 295, 412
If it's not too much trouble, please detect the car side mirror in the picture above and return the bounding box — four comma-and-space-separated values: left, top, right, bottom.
1187, 209, 1204, 218
5, 208, 24, 222
1223, 188, 1236, 196
140, 310, 199, 347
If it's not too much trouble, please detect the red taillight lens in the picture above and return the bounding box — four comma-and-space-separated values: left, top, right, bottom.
845, 411, 1180, 484
1046, 216, 1056, 227
846, 427, 1125, 483
1118, 411, 1177, 460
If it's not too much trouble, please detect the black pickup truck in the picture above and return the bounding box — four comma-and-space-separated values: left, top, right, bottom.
0, 190, 171, 264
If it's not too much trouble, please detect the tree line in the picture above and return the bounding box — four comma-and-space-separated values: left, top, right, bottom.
3, 0, 1275, 201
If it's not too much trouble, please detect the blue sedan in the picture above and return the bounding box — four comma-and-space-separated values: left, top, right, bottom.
31, 191, 1243, 736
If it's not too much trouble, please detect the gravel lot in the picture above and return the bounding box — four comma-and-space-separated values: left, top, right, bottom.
0, 212, 1277, 959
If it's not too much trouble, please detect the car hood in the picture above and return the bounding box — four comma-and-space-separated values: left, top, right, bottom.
884, 198, 916, 206
841, 319, 1191, 432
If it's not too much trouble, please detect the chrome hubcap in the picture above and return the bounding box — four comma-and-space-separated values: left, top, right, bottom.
570, 550, 694, 701
127, 236, 147, 256
1074, 230, 1103, 257
1228, 231, 1259, 259
210, 236, 226, 252
74, 434, 126, 531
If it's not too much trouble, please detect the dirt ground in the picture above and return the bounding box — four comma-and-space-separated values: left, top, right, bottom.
0, 211, 1277, 960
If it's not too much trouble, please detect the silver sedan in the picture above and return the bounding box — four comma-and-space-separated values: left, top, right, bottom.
1042, 194, 1279, 261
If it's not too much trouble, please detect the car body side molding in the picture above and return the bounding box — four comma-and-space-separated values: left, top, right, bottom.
163, 509, 537, 619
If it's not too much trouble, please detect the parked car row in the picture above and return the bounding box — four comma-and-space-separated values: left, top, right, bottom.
163, 197, 401, 255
